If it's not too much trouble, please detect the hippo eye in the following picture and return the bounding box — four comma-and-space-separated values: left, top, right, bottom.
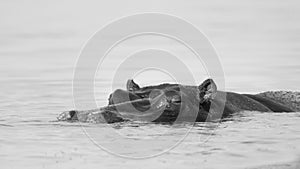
171, 96, 181, 104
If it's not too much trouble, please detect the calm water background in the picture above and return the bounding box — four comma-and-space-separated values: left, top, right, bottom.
1, 1, 300, 169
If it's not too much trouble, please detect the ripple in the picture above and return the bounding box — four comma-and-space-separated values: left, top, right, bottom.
0, 124, 13, 127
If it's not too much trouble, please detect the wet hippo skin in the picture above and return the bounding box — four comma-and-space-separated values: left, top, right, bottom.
58, 79, 296, 123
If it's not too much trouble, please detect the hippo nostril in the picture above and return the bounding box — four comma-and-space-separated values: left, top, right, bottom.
57, 110, 78, 121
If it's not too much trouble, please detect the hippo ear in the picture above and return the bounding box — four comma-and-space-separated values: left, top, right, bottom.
198, 79, 217, 103
126, 79, 140, 91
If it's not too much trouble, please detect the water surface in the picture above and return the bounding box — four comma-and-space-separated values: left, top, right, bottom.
1, 0, 300, 168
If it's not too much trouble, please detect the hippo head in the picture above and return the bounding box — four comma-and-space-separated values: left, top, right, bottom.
108, 79, 218, 122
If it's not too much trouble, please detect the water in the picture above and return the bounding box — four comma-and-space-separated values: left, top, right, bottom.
1, 110, 300, 169
1, 0, 300, 168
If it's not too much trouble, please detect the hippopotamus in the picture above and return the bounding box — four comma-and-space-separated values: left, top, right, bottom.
58, 79, 299, 123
